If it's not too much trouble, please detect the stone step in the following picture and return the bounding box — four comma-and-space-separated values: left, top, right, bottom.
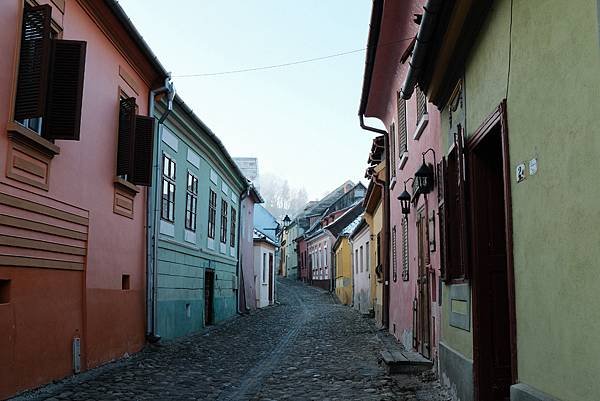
378, 349, 433, 375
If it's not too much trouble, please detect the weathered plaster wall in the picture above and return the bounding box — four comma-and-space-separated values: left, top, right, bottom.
334, 237, 352, 305
440, 0, 600, 399
351, 226, 372, 314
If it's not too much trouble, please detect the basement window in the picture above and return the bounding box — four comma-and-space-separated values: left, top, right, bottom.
121, 274, 130, 290
0, 280, 11, 304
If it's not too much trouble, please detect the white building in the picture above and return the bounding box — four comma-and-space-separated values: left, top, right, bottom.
253, 229, 276, 308
350, 218, 371, 314
234, 157, 259, 187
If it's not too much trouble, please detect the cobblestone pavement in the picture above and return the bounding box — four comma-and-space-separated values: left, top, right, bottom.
14, 279, 450, 401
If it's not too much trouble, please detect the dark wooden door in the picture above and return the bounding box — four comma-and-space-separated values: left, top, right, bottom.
204, 269, 214, 325
268, 253, 274, 303
416, 210, 431, 359
470, 130, 512, 400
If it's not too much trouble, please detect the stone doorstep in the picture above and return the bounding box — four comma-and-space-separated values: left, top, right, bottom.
378, 349, 433, 375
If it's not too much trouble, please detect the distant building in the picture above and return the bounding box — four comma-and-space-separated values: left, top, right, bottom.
234, 157, 259, 187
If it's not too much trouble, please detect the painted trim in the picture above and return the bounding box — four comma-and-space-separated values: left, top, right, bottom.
159, 220, 175, 237
186, 148, 200, 169
413, 113, 429, 140
399, 152, 408, 170
161, 127, 179, 152
184, 229, 196, 244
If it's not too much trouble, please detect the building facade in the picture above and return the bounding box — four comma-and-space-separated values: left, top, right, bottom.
350, 218, 371, 314
253, 230, 276, 308
147, 96, 248, 340
331, 212, 363, 305
359, 0, 443, 364
0, 0, 169, 397
238, 185, 262, 313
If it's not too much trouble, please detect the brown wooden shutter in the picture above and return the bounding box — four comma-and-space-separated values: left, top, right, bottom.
117, 97, 136, 177
455, 126, 470, 279
131, 115, 155, 186
438, 157, 449, 282
43, 40, 87, 140
14, 5, 51, 120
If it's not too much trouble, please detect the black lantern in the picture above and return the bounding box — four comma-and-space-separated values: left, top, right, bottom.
397, 178, 413, 215
283, 215, 291, 228
414, 148, 436, 194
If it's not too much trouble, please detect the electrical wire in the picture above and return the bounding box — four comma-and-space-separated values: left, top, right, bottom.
172, 37, 415, 78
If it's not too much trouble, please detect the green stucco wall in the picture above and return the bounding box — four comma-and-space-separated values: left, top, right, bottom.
152, 101, 245, 340
441, 285, 473, 360
440, 0, 600, 399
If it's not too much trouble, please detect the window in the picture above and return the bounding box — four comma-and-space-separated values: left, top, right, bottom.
220, 199, 228, 243
355, 249, 359, 273
324, 245, 328, 267
392, 226, 398, 282
416, 85, 428, 124
14, 5, 86, 141
230, 207, 237, 247
185, 172, 198, 231
390, 123, 396, 177
208, 189, 217, 239
366, 242, 370, 272
397, 92, 407, 154
262, 253, 267, 283
161, 154, 175, 222
360, 246, 364, 273
116, 97, 155, 185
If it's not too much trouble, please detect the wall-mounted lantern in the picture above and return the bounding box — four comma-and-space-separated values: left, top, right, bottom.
398, 178, 414, 215
283, 215, 291, 229
414, 148, 436, 195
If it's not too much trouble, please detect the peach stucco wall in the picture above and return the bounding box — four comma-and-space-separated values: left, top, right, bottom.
0, 0, 155, 397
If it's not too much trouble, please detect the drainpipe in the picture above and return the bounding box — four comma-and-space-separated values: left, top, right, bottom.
359, 114, 391, 329
236, 185, 250, 314
400, 0, 443, 99
146, 76, 175, 342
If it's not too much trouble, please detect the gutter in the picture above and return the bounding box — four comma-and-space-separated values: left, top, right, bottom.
146, 76, 175, 342
400, 0, 443, 100
358, 114, 391, 329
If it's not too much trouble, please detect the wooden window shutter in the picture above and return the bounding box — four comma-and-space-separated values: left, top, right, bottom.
397, 92, 407, 154
14, 5, 52, 120
43, 40, 87, 140
455, 127, 470, 279
438, 157, 449, 281
389, 123, 396, 177
117, 97, 136, 177
131, 115, 155, 186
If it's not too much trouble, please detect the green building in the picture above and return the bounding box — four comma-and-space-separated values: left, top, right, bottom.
400, 0, 600, 400
147, 95, 248, 340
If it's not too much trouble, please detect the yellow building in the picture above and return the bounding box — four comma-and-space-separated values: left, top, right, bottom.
363, 152, 386, 327
333, 237, 353, 305
326, 203, 364, 305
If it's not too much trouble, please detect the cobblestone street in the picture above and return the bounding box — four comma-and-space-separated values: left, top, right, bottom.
15, 279, 449, 401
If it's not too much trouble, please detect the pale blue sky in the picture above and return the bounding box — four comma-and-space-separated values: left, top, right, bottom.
119, 0, 375, 200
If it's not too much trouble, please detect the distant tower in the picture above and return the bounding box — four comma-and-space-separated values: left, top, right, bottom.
233, 157, 259, 188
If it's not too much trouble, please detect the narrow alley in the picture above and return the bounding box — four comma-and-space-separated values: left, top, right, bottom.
14, 279, 448, 401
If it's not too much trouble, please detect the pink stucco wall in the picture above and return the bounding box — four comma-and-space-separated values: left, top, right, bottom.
363, 0, 442, 360
0, 1, 162, 396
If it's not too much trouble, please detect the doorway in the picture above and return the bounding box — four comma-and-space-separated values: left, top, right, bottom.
469, 104, 515, 400
204, 269, 214, 325
416, 209, 431, 359
268, 253, 274, 304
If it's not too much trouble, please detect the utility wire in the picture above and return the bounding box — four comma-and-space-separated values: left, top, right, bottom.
173, 37, 415, 78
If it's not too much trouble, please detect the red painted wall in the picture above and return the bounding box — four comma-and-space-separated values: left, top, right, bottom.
0, 1, 158, 397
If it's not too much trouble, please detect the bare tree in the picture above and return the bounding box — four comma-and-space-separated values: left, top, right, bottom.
260, 173, 309, 220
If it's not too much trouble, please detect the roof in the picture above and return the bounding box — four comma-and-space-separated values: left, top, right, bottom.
105, 0, 169, 81
166, 94, 249, 190
358, 0, 384, 116
253, 228, 276, 246
349, 217, 369, 240
324, 201, 365, 238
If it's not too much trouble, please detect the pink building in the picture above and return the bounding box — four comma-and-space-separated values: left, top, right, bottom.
239, 185, 262, 312
0, 1, 169, 397
359, 0, 442, 364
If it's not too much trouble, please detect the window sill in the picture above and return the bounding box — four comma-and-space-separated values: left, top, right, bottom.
113, 177, 139, 196
399, 152, 408, 170
413, 113, 429, 141
7, 121, 60, 157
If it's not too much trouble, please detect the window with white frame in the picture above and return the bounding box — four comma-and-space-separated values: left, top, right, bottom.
161, 154, 176, 222
185, 172, 198, 231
